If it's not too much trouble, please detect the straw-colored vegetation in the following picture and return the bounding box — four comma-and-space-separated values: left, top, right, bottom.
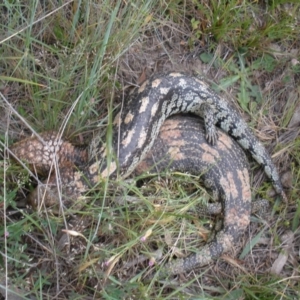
1, 1, 299, 299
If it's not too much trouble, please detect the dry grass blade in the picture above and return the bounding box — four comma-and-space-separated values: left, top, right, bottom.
0, 0, 299, 299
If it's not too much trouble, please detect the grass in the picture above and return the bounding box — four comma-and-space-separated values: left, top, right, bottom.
1, 0, 300, 299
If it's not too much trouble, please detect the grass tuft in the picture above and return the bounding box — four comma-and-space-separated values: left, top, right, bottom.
1, 0, 299, 298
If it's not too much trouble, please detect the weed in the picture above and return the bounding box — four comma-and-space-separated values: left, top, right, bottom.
0, 0, 299, 298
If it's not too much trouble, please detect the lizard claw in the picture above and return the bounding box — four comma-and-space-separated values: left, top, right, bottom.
206, 127, 219, 145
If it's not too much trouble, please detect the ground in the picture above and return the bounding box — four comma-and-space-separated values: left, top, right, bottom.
0, 1, 299, 299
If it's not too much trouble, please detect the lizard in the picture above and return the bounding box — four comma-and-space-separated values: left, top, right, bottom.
10, 72, 287, 206
134, 114, 253, 277
10, 114, 269, 277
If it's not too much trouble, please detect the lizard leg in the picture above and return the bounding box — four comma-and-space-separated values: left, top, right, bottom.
201, 102, 218, 145
196, 198, 270, 216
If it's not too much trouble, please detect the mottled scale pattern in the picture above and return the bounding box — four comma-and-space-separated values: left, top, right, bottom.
10, 114, 264, 276
10, 131, 88, 175
109, 73, 286, 203
134, 115, 252, 276
11, 73, 286, 203
9, 72, 286, 276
